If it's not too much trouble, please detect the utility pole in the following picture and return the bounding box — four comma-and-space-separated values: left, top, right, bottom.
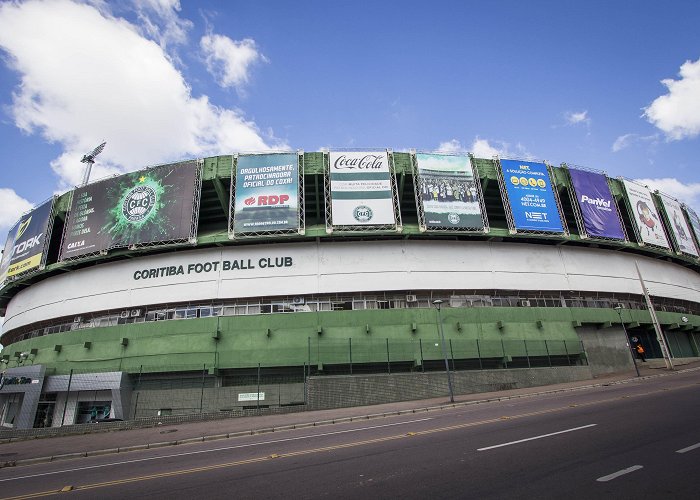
635, 261, 674, 370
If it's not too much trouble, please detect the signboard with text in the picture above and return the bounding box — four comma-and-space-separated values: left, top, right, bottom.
500, 159, 564, 233
659, 194, 698, 256
622, 180, 670, 249
61, 161, 199, 260
416, 153, 484, 230
568, 168, 625, 240
329, 151, 396, 226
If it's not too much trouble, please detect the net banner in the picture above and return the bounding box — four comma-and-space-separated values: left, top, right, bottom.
232, 153, 299, 234
683, 205, 700, 250
568, 168, 624, 240
60, 161, 199, 260
622, 180, 670, 249
501, 159, 564, 232
659, 194, 698, 256
0, 198, 54, 283
416, 153, 484, 229
329, 151, 395, 226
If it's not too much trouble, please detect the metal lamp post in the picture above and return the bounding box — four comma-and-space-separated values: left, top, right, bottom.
432, 299, 455, 403
615, 305, 640, 377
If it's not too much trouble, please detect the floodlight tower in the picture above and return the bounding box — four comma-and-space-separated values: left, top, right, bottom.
80, 141, 106, 186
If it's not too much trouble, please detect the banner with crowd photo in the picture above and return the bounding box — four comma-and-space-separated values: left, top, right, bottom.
329, 151, 396, 226
568, 168, 625, 240
659, 194, 698, 256
60, 160, 200, 260
621, 180, 670, 249
415, 153, 484, 230
0, 198, 54, 284
682, 204, 700, 251
231, 153, 300, 235
500, 159, 564, 233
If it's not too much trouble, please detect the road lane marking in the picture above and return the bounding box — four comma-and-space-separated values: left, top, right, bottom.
476, 424, 597, 451
0, 418, 433, 484
596, 465, 643, 482
676, 442, 700, 454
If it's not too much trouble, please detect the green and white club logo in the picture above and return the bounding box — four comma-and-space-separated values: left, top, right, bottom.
122, 184, 157, 222
353, 205, 373, 222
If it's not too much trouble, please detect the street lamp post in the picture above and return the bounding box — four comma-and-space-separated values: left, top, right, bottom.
432, 299, 455, 403
615, 305, 640, 377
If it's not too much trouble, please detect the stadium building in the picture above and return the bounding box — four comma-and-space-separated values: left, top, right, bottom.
0, 151, 699, 429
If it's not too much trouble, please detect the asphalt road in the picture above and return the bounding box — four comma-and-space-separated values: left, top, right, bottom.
1, 370, 699, 499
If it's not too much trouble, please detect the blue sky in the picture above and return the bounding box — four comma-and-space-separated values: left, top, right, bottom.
0, 0, 699, 238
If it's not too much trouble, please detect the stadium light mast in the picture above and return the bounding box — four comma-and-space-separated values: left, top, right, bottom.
80, 141, 106, 186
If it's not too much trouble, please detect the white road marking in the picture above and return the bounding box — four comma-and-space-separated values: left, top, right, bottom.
676, 442, 700, 454
477, 424, 597, 451
596, 465, 644, 482
0, 417, 433, 483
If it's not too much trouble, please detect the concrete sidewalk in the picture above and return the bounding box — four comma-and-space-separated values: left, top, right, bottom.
1, 361, 697, 468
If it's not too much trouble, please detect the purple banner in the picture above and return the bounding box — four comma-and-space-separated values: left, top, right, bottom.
568, 168, 625, 240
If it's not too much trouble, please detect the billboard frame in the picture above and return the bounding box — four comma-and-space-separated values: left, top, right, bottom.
228, 151, 305, 239
59, 159, 202, 262
618, 178, 672, 252
563, 164, 628, 242
657, 192, 699, 258
411, 151, 489, 233
496, 157, 568, 237
0, 195, 56, 288
323, 149, 402, 233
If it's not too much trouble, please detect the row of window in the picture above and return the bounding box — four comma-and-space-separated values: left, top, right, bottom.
8, 290, 698, 344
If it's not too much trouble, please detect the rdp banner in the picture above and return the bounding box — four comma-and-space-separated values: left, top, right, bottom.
61, 161, 199, 260
659, 194, 698, 256
416, 153, 484, 230
501, 159, 564, 232
329, 151, 395, 226
622, 180, 670, 249
568, 168, 625, 240
0, 198, 53, 283
232, 153, 299, 234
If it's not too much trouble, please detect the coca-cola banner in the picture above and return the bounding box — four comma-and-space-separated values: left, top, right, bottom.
659, 194, 698, 256
568, 168, 624, 240
329, 151, 395, 226
622, 180, 670, 249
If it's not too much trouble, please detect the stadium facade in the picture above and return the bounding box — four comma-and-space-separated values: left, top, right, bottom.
0, 151, 699, 429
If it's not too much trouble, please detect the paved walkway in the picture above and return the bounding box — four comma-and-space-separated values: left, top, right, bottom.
1, 361, 698, 467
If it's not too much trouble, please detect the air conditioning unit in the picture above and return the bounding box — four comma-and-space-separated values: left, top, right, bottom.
73, 316, 82, 323
520, 300, 531, 307
130, 309, 142, 317
119, 311, 130, 319
406, 294, 418, 303
291, 296, 305, 305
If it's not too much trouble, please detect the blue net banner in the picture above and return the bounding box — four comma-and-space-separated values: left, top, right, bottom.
568, 168, 625, 240
501, 159, 563, 232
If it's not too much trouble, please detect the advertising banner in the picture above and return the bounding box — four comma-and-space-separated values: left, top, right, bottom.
232, 153, 299, 234
500, 159, 564, 232
683, 205, 700, 251
329, 151, 395, 226
0, 198, 53, 283
416, 153, 484, 229
622, 180, 670, 249
659, 194, 698, 256
568, 168, 625, 240
61, 161, 199, 260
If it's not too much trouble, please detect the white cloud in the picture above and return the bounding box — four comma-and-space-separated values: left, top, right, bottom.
634, 177, 700, 211
0, 188, 33, 230
611, 133, 658, 152
644, 57, 700, 140
0, 0, 284, 191
435, 137, 534, 160
565, 110, 590, 126
200, 33, 267, 92
471, 138, 501, 158
435, 139, 464, 154
132, 0, 192, 51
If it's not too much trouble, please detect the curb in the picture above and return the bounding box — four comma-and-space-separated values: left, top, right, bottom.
5, 365, 699, 468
